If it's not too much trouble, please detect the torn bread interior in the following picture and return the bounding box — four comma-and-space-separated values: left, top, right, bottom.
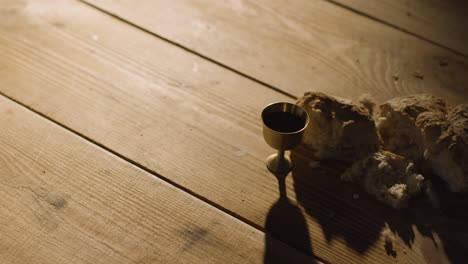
341, 150, 424, 209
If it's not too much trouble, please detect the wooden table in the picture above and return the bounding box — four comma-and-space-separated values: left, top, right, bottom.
1, 0, 467, 263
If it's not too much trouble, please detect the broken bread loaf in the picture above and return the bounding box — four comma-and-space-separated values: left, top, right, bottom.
377, 94, 467, 192
377, 94, 448, 163
424, 104, 468, 192
341, 150, 424, 209
297, 92, 380, 162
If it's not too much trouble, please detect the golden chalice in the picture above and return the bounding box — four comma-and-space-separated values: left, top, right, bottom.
261, 102, 309, 174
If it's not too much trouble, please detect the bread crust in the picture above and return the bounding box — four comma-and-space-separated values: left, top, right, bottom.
297, 92, 380, 162
425, 104, 468, 191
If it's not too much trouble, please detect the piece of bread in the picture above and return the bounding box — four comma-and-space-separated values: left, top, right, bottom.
296, 92, 380, 162
377, 94, 467, 192
424, 104, 468, 192
341, 150, 424, 209
377, 94, 448, 163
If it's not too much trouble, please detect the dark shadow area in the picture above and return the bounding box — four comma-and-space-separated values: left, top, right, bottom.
290, 149, 468, 264
290, 151, 387, 254
417, 175, 468, 264
264, 171, 317, 264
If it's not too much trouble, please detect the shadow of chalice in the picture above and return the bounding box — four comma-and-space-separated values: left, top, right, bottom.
262, 102, 309, 174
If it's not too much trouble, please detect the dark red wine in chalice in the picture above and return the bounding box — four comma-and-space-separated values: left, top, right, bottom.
264, 111, 306, 133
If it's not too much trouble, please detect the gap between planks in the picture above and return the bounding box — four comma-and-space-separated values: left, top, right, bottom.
322, 0, 468, 58
77, 0, 298, 101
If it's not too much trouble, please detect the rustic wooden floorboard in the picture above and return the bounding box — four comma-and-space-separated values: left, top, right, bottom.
80, 0, 468, 104
0, 96, 314, 264
329, 0, 468, 56
0, 0, 464, 264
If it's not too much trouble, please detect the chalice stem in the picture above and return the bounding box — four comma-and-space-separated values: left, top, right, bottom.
277, 150, 285, 165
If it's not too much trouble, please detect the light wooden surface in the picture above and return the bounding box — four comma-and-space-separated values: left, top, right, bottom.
81, 0, 468, 104
0, 93, 313, 263
331, 0, 468, 56
1, 0, 467, 263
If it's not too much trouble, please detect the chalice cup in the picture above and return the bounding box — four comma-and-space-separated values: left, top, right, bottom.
262, 102, 309, 174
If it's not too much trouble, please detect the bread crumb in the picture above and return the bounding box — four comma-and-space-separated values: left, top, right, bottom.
381, 226, 395, 244
388, 184, 406, 201
413, 71, 424, 80
382, 226, 397, 257
437, 57, 449, 67
234, 150, 247, 157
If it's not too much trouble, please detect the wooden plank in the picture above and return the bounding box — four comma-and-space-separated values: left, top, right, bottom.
0, 96, 313, 263
80, 0, 468, 105
330, 0, 468, 56
0, 0, 462, 263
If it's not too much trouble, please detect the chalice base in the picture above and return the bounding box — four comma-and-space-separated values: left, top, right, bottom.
266, 153, 292, 174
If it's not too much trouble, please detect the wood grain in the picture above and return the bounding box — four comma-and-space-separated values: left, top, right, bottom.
331, 0, 468, 56
0, 0, 461, 263
81, 0, 468, 104
0, 95, 313, 263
